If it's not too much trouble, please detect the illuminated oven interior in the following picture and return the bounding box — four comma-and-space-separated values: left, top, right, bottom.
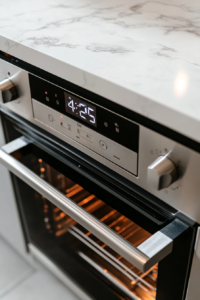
27, 155, 158, 300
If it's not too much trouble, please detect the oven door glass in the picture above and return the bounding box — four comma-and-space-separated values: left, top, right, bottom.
23, 161, 157, 300
0, 134, 194, 300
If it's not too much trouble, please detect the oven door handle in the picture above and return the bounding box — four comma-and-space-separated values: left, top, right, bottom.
0, 136, 173, 272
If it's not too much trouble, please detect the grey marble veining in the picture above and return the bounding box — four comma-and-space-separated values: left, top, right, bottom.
0, 0, 200, 141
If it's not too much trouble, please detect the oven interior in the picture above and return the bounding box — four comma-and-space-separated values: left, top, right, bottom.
12, 148, 157, 300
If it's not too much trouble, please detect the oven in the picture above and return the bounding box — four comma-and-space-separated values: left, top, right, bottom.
0, 52, 199, 300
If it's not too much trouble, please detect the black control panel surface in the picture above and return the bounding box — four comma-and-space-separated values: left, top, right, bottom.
29, 74, 139, 153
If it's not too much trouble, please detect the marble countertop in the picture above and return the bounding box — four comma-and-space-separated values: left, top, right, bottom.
0, 0, 200, 142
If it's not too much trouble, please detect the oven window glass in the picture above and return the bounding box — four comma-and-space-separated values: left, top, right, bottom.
15, 151, 158, 300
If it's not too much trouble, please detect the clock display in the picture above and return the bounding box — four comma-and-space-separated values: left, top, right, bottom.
64, 92, 97, 127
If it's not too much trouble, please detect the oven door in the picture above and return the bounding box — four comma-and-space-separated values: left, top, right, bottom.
0, 120, 195, 300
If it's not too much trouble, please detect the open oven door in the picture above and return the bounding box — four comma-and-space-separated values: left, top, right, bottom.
0, 135, 196, 300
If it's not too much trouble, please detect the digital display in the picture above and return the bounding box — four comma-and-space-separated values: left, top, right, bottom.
64, 92, 97, 127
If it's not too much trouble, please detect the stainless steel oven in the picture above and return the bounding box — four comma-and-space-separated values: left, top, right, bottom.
0, 52, 199, 300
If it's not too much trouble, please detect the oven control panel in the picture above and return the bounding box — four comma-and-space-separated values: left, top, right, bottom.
29, 74, 139, 176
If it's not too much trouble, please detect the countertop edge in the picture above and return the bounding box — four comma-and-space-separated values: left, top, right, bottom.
0, 35, 199, 144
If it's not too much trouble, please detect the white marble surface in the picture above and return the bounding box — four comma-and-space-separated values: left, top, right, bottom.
0, 0, 200, 142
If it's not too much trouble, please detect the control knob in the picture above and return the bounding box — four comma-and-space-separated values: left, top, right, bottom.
0, 78, 18, 103
147, 156, 177, 190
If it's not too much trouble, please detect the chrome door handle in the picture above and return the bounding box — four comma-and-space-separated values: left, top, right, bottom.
0, 136, 173, 272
